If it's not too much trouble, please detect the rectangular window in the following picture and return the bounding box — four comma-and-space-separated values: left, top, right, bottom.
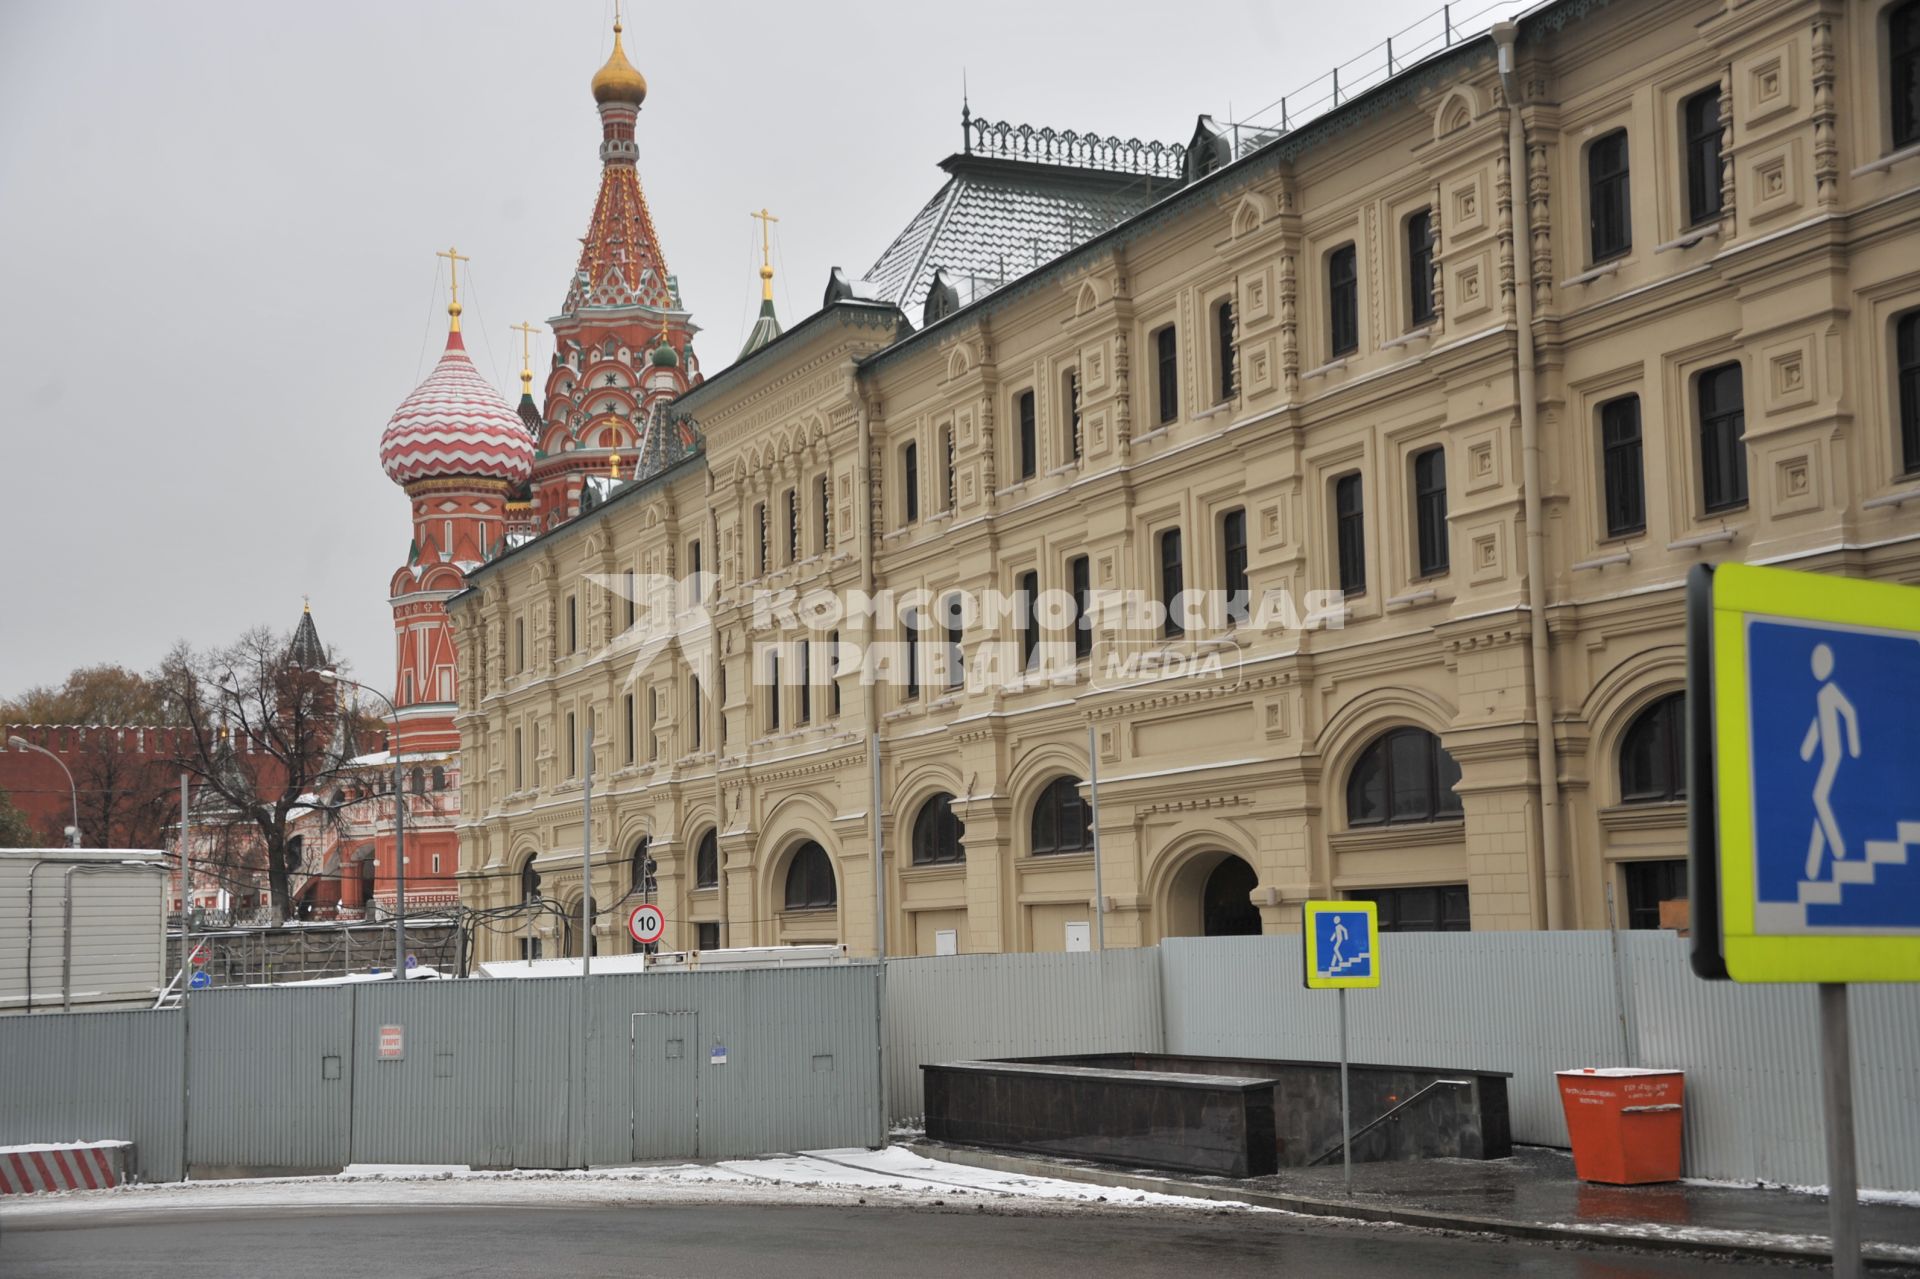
1155, 325, 1178, 424
903, 443, 920, 523
513, 726, 523, 789
566, 712, 577, 777
1020, 571, 1041, 670
903, 609, 920, 699
1067, 370, 1083, 460
1335, 473, 1366, 595
1600, 396, 1646, 536
1071, 554, 1092, 660
696, 921, 721, 951
1898, 313, 1920, 476
797, 639, 811, 725
1159, 529, 1185, 638
718, 663, 728, 749
942, 424, 956, 512
829, 630, 842, 718
1698, 363, 1748, 512
1329, 243, 1358, 357
689, 538, 702, 578
1683, 88, 1724, 227
1407, 208, 1435, 326
767, 650, 780, 730
943, 595, 964, 690
689, 675, 702, 750
623, 693, 636, 764
624, 568, 636, 630
647, 687, 659, 761
1018, 390, 1037, 479
1348, 884, 1471, 932
1413, 448, 1449, 577
1588, 129, 1631, 263
1217, 299, 1238, 400
818, 474, 831, 551
515, 618, 525, 672
785, 487, 798, 563
1894, 3, 1919, 149
1222, 508, 1249, 624
755, 503, 768, 575
1624, 859, 1689, 930
567, 596, 578, 653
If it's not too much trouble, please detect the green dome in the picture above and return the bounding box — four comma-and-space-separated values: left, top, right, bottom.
650, 337, 680, 368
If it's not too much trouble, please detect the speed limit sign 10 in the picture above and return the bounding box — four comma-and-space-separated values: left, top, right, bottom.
628, 903, 666, 945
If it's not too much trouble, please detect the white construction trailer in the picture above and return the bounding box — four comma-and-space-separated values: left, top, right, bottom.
0, 849, 169, 1015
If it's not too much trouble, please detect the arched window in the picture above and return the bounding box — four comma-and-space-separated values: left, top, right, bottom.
410, 766, 425, 795
519, 854, 541, 902
784, 841, 836, 910
694, 830, 719, 889
431, 766, 446, 791
912, 793, 965, 866
1620, 692, 1687, 804
1030, 777, 1092, 855
1347, 728, 1463, 827
631, 836, 656, 897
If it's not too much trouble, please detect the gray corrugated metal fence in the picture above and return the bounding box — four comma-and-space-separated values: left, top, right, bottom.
0, 1008, 183, 1182
883, 949, 1164, 1121
187, 986, 353, 1176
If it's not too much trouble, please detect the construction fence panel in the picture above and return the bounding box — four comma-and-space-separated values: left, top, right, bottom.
589, 963, 885, 1163
350, 979, 518, 1168
0, 1008, 184, 1182
883, 948, 1164, 1123
1160, 931, 1629, 1148
1622, 930, 1920, 1191
185, 986, 353, 1176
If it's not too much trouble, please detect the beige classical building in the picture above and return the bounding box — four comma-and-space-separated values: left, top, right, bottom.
450, 0, 1920, 962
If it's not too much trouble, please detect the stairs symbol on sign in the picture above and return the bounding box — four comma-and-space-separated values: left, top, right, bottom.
1798, 821, 1920, 908
1326, 948, 1371, 975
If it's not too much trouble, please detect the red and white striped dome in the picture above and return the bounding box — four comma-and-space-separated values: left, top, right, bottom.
380, 331, 535, 486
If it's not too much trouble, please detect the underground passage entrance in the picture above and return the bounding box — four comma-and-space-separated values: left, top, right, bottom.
1202, 855, 1262, 936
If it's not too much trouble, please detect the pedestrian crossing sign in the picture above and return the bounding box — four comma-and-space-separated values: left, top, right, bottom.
1688, 564, 1920, 984
1303, 900, 1380, 989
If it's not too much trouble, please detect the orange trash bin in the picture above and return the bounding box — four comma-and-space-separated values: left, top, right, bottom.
1554, 1067, 1685, 1185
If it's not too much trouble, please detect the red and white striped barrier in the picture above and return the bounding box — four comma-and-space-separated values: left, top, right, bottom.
0, 1141, 130, 1194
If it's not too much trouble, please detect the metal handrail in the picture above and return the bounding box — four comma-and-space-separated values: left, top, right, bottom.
1308, 1078, 1473, 1166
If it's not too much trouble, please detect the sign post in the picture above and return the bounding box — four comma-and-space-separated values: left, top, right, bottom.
1303, 899, 1380, 1192
1688, 564, 1920, 1279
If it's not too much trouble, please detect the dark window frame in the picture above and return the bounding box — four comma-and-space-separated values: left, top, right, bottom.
1348, 884, 1471, 932
783, 841, 836, 910
1407, 208, 1435, 327
911, 793, 966, 866
1067, 369, 1083, 461
1619, 691, 1688, 804
1018, 390, 1038, 479
1588, 128, 1632, 263
1155, 324, 1179, 424
1697, 362, 1748, 513
1898, 311, 1920, 476
1335, 472, 1366, 596
1030, 776, 1094, 856
1217, 297, 1239, 400
904, 608, 920, 700
1683, 87, 1724, 227
902, 443, 920, 524
785, 487, 799, 563
1623, 859, 1689, 930
1600, 395, 1647, 537
1019, 571, 1041, 670
1412, 447, 1449, 578
1222, 508, 1249, 625
1894, 0, 1920, 149
1329, 243, 1359, 357
1159, 528, 1185, 638
1346, 727, 1464, 827
942, 594, 965, 690
1070, 555, 1092, 661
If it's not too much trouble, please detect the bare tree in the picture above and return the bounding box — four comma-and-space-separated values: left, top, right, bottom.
65, 731, 178, 850
157, 626, 362, 922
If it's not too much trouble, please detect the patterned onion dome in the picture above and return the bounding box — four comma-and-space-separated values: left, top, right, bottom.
380, 331, 535, 486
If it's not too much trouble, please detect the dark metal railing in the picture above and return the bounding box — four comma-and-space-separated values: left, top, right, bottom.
1308, 1078, 1473, 1166
963, 112, 1187, 180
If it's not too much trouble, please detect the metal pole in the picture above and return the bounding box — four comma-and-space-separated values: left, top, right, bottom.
1819, 983, 1861, 1279
1604, 882, 1635, 1066
582, 716, 594, 973
1339, 987, 1353, 1192
10, 738, 82, 846
870, 733, 885, 958
393, 745, 406, 975
1087, 722, 1105, 951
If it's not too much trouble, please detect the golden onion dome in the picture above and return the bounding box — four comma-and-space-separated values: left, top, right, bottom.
590, 20, 648, 106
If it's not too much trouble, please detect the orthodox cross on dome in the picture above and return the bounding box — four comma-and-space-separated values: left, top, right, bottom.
751, 207, 779, 301
436, 245, 471, 331
512, 320, 540, 396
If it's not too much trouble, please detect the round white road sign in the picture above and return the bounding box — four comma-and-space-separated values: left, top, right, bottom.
628, 903, 666, 945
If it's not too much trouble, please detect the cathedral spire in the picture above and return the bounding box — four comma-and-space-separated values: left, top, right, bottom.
739, 208, 785, 359
436, 245, 470, 335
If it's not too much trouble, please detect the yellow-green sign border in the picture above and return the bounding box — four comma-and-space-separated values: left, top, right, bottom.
1711, 563, 1920, 984
1301, 899, 1381, 989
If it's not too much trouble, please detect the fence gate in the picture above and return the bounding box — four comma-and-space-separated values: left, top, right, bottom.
631, 1011, 697, 1160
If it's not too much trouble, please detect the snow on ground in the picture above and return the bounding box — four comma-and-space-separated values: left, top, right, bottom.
0, 1141, 130, 1156
0, 1146, 1265, 1224
1683, 1176, 1920, 1209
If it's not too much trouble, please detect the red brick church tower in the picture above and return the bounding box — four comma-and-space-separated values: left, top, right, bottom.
526, 14, 701, 527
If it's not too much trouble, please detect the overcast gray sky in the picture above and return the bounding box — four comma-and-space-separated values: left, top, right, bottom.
1, 0, 1460, 700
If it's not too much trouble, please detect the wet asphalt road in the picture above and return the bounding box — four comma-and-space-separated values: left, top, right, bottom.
0, 1201, 1834, 1277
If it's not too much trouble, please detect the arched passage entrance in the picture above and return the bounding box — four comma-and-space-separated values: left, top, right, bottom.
1161, 849, 1264, 938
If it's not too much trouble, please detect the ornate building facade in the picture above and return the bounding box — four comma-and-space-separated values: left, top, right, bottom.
451, 0, 1920, 960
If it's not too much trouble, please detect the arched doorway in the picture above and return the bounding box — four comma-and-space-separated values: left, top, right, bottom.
1201, 856, 1262, 936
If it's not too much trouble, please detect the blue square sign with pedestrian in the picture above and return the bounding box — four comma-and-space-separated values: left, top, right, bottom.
1747, 618, 1920, 935
1302, 900, 1380, 989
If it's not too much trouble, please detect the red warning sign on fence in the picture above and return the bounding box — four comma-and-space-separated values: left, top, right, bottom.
378, 1024, 405, 1061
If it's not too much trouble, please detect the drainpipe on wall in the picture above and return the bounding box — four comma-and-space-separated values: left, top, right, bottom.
1495, 20, 1568, 929
855, 379, 886, 960
707, 480, 725, 949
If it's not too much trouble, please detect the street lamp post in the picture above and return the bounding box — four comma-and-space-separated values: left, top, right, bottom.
319, 672, 407, 975
8, 735, 81, 847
